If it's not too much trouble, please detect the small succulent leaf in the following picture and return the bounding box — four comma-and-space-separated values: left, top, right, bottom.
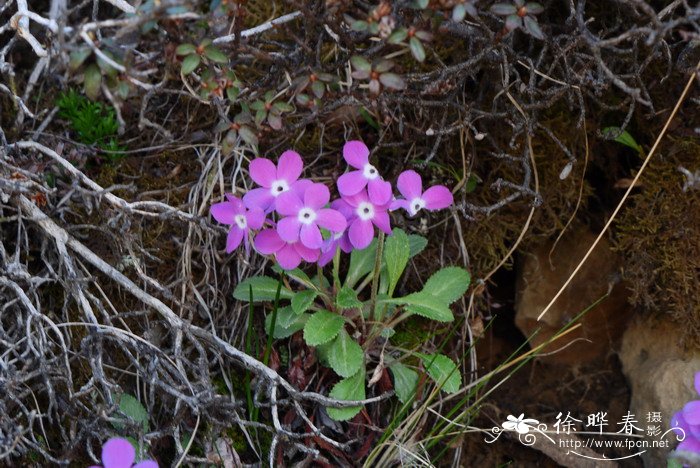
292, 290, 317, 315
350, 55, 372, 72
226, 86, 239, 101
505, 14, 522, 31
419, 353, 461, 394
351, 20, 369, 32
490, 3, 518, 15
388, 28, 408, 44
379, 73, 406, 90
311, 80, 325, 99
69, 48, 92, 70
525, 2, 545, 14
83, 64, 102, 101
326, 370, 365, 421
414, 30, 433, 42
175, 43, 197, 55
238, 126, 258, 147
273, 101, 294, 113
327, 329, 364, 378
523, 16, 544, 39
390, 362, 419, 404
373, 59, 394, 73
181, 54, 201, 74
267, 112, 283, 130
303, 310, 345, 346
203, 45, 228, 63
233, 276, 294, 302
409, 37, 426, 62
452, 4, 467, 21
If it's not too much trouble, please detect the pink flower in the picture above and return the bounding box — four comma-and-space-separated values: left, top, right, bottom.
390, 170, 454, 216
210, 194, 265, 253
337, 141, 392, 205
88, 438, 157, 468
243, 150, 309, 212
275, 183, 347, 249
336, 189, 391, 250
318, 231, 353, 267
254, 229, 320, 270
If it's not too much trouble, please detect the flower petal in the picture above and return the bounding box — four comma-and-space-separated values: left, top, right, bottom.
372, 210, 392, 235
397, 170, 423, 200
685, 401, 700, 425
226, 227, 245, 253
318, 245, 336, 267
249, 158, 277, 187
672, 410, 690, 436
291, 179, 313, 198
210, 201, 236, 224
295, 242, 320, 262
390, 198, 410, 213
255, 229, 285, 254
243, 187, 275, 212
300, 223, 323, 249
277, 217, 302, 243
339, 232, 354, 252
275, 191, 304, 217
694, 371, 700, 395
343, 140, 370, 168
102, 438, 135, 468
276, 244, 302, 270
304, 183, 330, 210
368, 179, 392, 206
277, 150, 303, 183
316, 209, 347, 233
224, 194, 245, 212
349, 219, 374, 250
331, 198, 354, 219
678, 436, 700, 454
338, 170, 368, 197
422, 185, 454, 210
245, 207, 266, 230
133, 461, 159, 468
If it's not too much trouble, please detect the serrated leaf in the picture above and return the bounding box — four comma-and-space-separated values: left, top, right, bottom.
233, 276, 294, 302
265, 306, 308, 339
327, 370, 365, 421
345, 239, 377, 288
384, 228, 410, 296
389, 292, 454, 322
419, 353, 461, 394
181, 54, 201, 75
409, 37, 426, 62
118, 393, 150, 431
602, 126, 643, 154
304, 310, 345, 346
204, 45, 228, 63
292, 290, 317, 315
390, 363, 419, 404
83, 64, 102, 101
327, 329, 364, 378
408, 234, 428, 257
336, 286, 362, 310
421, 267, 470, 304
175, 43, 196, 55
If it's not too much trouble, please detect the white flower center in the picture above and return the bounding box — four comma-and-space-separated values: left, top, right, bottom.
409, 197, 426, 215
362, 163, 379, 180
270, 179, 290, 197
234, 214, 247, 229
297, 207, 317, 225
357, 201, 375, 221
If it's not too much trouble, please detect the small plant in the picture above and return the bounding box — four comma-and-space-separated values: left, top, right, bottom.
175, 39, 228, 75
491, 1, 545, 39
350, 56, 406, 95
56, 90, 124, 161
212, 141, 466, 421
69, 45, 131, 101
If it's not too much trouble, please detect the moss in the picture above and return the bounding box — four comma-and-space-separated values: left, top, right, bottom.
613, 137, 700, 345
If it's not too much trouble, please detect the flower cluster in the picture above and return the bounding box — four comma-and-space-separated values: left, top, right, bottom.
211, 141, 454, 269
672, 372, 700, 454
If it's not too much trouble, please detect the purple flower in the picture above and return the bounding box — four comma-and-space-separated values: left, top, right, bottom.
318, 231, 353, 267
89, 438, 157, 468
337, 141, 392, 205
210, 194, 265, 253
243, 150, 308, 212
390, 170, 454, 217
275, 182, 347, 249
254, 229, 320, 270
672, 372, 700, 454
335, 189, 391, 250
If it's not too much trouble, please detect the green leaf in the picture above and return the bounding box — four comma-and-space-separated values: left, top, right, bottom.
336, 286, 362, 310
378, 72, 406, 91
233, 276, 294, 302
203, 45, 228, 63
327, 370, 365, 421
118, 393, 150, 431
419, 353, 461, 394
408, 234, 428, 257
181, 54, 201, 75
265, 306, 308, 339
303, 310, 345, 346
292, 290, 317, 315
69, 48, 92, 71
389, 292, 454, 322
359, 107, 380, 130
421, 267, 470, 304
350, 55, 371, 72
351, 20, 368, 32
388, 28, 408, 44
345, 239, 377, 288
83, 64, 102, 101
384, 228, 410, 296
238, 126, 258, 147
409, 37, 426, 62
175, 43, 196, 55
327, 329, 364, 378
602, 126, 643, 154
390, 362, 419, 404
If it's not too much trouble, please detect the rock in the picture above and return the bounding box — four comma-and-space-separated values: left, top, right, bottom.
619, 316, 700, 467
514, 227, 633, 365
